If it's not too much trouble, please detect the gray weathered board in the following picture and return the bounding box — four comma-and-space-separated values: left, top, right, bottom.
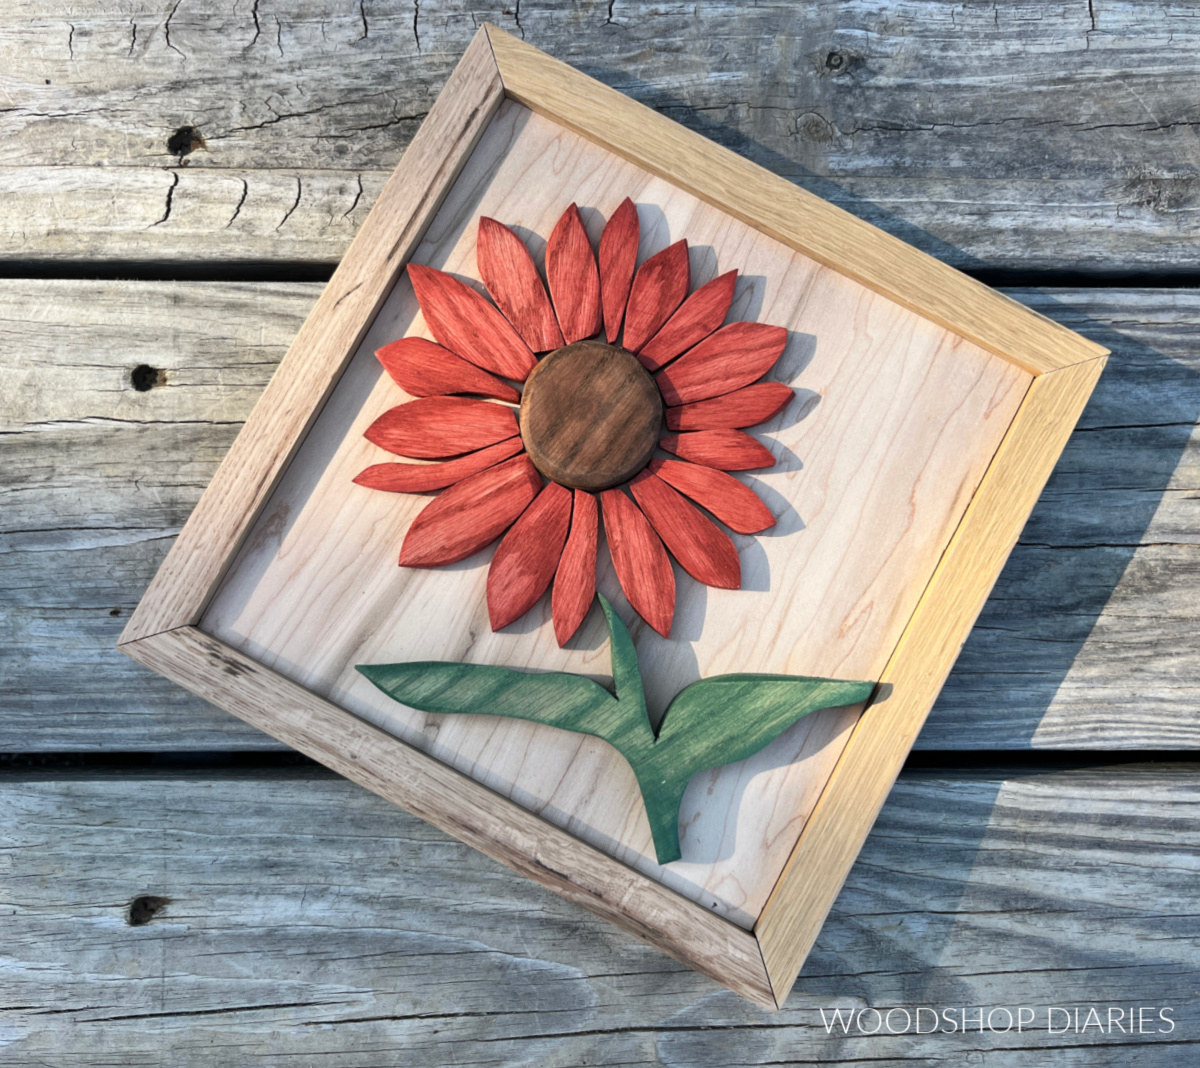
0, 767, 1195, 1065
4, 1, 1200, 270
2, 280, 1196, 751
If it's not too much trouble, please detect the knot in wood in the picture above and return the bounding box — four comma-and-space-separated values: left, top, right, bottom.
519, 341, 663, 491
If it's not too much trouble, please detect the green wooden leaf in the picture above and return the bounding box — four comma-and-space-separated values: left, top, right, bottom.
357, 599, 877, 867
356, 659, 646, 750
636, 674, 876, 863
598, 594, 645, 712
357, 660, 605, 721
356, 597, 654, 754
657, 674, 876, 759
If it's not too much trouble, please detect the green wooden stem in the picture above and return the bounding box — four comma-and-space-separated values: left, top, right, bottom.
630, 766, 693, 864
358, 596, 875, 865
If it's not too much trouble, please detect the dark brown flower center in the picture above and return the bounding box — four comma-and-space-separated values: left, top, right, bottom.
519, 340, 663, 491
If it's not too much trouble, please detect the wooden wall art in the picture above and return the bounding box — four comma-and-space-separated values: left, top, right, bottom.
118, 26, 1109, 1010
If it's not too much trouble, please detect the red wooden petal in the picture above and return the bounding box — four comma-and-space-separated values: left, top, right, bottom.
364, 396, 518, 459
487, 481, 573, 630
630, 472, 739, 589
658, 430, 776, 471
599, 489, 675, 638
637, 271, 738, 371
375, 337, 520, 403
655, 322, 788, 405
648, 458, 775, 535
622, 239, 690, 354
408, 263, 536, 381
399, 455, 542, 567
546, 203, 602, 343
665, 382, 794, 431
598, 197, 639, 344
477, 217, 564, 353
552, 490, 598, 646
353, 437, 524, 493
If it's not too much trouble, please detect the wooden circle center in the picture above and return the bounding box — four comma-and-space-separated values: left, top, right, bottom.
519, 340, 663, 491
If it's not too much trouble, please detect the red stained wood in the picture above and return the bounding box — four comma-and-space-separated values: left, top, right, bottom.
375, 336, 520, 403
655, 322, 788, 405
599, 489, 675, 638
665, 382, 794, 431
476, 216, 564, 353
399, 455, 542, 567
598, 197, 639, 344
408, 263, 537, 381
622, 239, 690, 354
658, 430, 776, 471
636, 271, 737, 371
648, 458, 776, 535
353, 437, 524, 494
552, 490, 599, 646
364, 396, 518, 459
487, 481, 573, 631
545, 203, 602, 343
630, 472, 740, 589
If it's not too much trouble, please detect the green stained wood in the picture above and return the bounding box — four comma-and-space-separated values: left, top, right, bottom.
636, 673, 877, 863
358, 597, 874, 864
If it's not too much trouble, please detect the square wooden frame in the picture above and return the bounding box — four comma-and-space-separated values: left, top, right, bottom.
118, 26, 1107, 1010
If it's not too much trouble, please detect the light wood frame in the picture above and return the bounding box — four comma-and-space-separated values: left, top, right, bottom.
119, 26, 1107, 1009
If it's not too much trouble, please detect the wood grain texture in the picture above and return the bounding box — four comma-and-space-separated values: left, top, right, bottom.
486, 481, 573, 631
599, 488, 676, 639
353, 436, 524, 494
638, 270, 739, 371
359, 596, 874, 866
599, 196, 640, 343
477, 216, 563, 352
118, 625, 777, 1008
10, 2, 1200, 272
3, 3, 1198, 1027
659, 430, 777, 471
623, 240, 690, 354
0, 278, 326, 752
630, 471, 741, 589
374, 336, 521, 403
655, 322, 788, 405
518, 340, 662, 491
7, 283, 1190, 753
408, 262, 536, 381
397, 454, 542, 567
0, 766, 1196, 1064
362, 395, 518, 459
545, 202, 603, 344
667, 382, 795, 431
758, 356, 1106, 1004
552, 489, 599, 646
489, 26, 1108, 376
118, 27, 505, 645
649, 458, 777, 536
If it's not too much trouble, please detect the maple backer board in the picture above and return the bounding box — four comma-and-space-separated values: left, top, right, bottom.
200, 98, 1029, 928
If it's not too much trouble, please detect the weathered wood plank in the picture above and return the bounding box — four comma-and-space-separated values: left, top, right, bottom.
0, 279, 322, 749
0, 766, 1195, 1063
924, 290, 1200, 748
5, 2, 1200, 268
2, 281, 1197, 751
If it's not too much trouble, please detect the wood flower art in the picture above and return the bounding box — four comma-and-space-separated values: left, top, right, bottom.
115, 30, 1110, 1004
354, 199, 795, 643
360, 596, 874, 864
353, 199, 874, 867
